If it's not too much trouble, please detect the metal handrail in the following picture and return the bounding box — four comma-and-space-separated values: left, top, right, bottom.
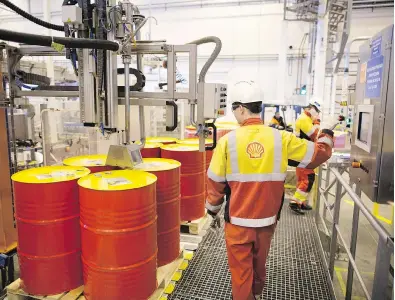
331, 169, 393, 248
316, 166, 394, 300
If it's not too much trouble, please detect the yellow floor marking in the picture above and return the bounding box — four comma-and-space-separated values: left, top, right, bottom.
334, 267, 367, 300
372, 203, 393, 225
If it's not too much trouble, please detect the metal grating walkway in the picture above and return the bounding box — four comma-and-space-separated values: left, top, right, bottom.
169, 200, 333, 300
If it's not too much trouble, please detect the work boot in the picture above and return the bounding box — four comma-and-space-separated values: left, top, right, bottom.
289, 202, 305, 215
300, 203, 312, 210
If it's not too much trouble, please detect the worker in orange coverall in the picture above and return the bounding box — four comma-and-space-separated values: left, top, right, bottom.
290, 102, 344, 214
205, 83, 335, 300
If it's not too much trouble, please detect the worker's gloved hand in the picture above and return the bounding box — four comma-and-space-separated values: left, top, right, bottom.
207, 210, 221, 234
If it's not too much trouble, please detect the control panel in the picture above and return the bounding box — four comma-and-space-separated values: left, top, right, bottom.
203, 83, 227, 119
349, 24, 394, 204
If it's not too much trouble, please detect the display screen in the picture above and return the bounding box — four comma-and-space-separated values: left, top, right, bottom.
358, 112, 370, 144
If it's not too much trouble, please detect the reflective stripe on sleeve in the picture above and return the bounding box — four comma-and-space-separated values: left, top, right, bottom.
317, 136, 334, 147
272, 128, 282, 174
298, 141, 315, 168
230, 215, 277, 227
226, 173, 286, 182
306, 125, 320, 137
207, 168, 226, 183
205, 200, 222, 213
228, 131, 239, 174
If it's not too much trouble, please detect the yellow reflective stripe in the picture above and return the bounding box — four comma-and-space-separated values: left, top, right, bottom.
306, 125, 320, 137
205, 200, 222, 212
298, 141, 315, 168
272, 128, 282, 174
230, 215, 277, 227
226, 173, 286, 182
228, 131, 239, 173
207, 169, 226, 183
317, 136, 333, 147
296, 188, 308, 196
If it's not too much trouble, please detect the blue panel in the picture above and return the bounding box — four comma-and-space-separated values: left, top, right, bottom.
365, 55, 384, 98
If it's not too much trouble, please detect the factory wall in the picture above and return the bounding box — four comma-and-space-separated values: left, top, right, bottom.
0, 1, 393, 137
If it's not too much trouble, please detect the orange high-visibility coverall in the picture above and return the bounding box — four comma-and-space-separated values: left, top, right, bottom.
293, 111, 321, 204
206, 118, 334, 300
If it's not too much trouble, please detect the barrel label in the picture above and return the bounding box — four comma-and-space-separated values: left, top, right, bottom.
86, 159, 104, 165
35, 171, 76, 180
136, 162, 170, 169
105, 177, 131, 186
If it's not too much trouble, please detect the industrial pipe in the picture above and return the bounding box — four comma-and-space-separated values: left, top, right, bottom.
0, 29, 119, 51
0, 0, 65, 31
187, 36, 222, 126
135, 18, 146, 147
123, 56, 131, 144
187, 36, 222, 83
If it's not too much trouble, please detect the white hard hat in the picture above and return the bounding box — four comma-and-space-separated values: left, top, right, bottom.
308, 97, 321, 112
232, 81, 261, 104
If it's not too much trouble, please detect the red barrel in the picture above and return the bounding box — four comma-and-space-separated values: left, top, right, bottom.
216, 123, 239, 140
12, 166, 90, 295
63, 154, 113, 173
146, 136, 178, 145
78, 170, 158, 300
135, 158, 181, 266
140, 142, 163, 158
161, 144, 205, 221
177, 139, 214, 198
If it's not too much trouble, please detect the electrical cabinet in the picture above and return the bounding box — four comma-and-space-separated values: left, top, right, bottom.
203, 83, 227, 119
350, 24, 394, 204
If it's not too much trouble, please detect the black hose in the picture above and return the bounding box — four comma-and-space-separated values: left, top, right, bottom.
0, 0, 65, 32
0, 29, 119, 51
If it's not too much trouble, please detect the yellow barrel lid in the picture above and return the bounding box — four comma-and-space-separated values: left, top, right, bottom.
143, 142, 163, 149
161, 144, 199, 152
146, 137, 179, 143
63, 154, 107, 167
134, 158, 181, 172
78, 170, 157, 191
12, 166, 90, 184
177, 138, 213, 145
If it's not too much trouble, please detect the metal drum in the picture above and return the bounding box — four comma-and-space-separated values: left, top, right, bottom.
161, 144, 205, 221
135, 158, 181, 266
140, 142, 163, 158
177, 139, 214, 198
216, 123, 239, 140
146, 136, 178, 145
63, 154, 113, 173
78, 170, 157, 300
12, 166, 90, 295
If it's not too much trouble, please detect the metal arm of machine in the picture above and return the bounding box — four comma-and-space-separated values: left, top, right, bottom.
186, 36, 222, 152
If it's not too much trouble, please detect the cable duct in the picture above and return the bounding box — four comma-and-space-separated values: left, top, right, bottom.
0, 0, 65, 31
0, 29, 119, 51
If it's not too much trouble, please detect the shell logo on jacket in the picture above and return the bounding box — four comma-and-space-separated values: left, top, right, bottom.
246, 142, 264, 159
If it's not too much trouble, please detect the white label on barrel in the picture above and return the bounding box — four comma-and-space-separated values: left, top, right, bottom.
136, 162, 170, 169
106, 177, 131, 186
86, 159, 104, 165
35, 174, 52, 180
36, 171, 76, 180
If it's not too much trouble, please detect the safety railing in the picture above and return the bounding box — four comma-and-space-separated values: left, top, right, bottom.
315, 166, 394, 300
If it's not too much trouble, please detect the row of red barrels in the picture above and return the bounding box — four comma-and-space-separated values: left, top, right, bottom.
10, 135, 234, 300
12, 159, 181, 300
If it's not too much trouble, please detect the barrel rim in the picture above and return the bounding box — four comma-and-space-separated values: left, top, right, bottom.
146, 136, 179, 143
63, 154, 108, 167
134, 158, 181, 172
176, 138, 214, 146
11, 166, 91, 184
160, 144, 200, 152
77, 169, 157, 191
